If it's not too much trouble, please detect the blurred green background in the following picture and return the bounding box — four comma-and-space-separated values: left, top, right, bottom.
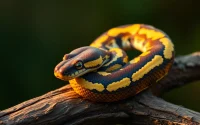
0, 0, 200, 111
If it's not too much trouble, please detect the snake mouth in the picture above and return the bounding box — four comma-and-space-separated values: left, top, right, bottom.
54, 68, 87, 81
70, 69, 86, 77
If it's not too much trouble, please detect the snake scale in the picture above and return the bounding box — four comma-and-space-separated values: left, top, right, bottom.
54, 24, 175, 102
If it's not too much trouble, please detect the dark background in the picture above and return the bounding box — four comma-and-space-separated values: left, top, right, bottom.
0, 0, 200, 111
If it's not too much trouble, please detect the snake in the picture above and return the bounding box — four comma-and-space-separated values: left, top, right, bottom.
54, 24, 175, 102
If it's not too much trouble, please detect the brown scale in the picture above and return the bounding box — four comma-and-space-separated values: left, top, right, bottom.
55, 24, 174, 102
69, 60, 173, 102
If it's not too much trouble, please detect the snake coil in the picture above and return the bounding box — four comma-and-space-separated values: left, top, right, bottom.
54, 24, 174, 102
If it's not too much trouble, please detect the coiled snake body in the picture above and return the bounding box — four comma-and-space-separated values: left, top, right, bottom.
54, 24, 174, 102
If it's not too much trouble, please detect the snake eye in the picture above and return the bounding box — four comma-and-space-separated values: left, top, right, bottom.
74, 61, 83, 69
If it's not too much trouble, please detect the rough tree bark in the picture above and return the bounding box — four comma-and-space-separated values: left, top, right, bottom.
0, 52, 200, 125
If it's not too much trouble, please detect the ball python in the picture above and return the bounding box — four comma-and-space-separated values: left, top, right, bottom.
54, 24, 174, 102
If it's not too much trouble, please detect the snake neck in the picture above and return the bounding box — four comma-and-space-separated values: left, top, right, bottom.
98, 48, 128, 72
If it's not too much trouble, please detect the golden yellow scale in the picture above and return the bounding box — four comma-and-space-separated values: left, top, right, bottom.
54, 24, 174, 102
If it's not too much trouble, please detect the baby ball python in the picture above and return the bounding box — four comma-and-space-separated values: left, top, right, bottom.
54, 24, 175, 102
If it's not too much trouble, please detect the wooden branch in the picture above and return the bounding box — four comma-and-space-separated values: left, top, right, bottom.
152, 52, 200, 96
1, 52, 200, 125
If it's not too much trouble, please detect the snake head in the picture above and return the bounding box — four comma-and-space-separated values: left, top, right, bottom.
54, 46, 110, 81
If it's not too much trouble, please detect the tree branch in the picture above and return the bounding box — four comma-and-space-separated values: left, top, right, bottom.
0, 52, 200, 125
152, 52, 200, 96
